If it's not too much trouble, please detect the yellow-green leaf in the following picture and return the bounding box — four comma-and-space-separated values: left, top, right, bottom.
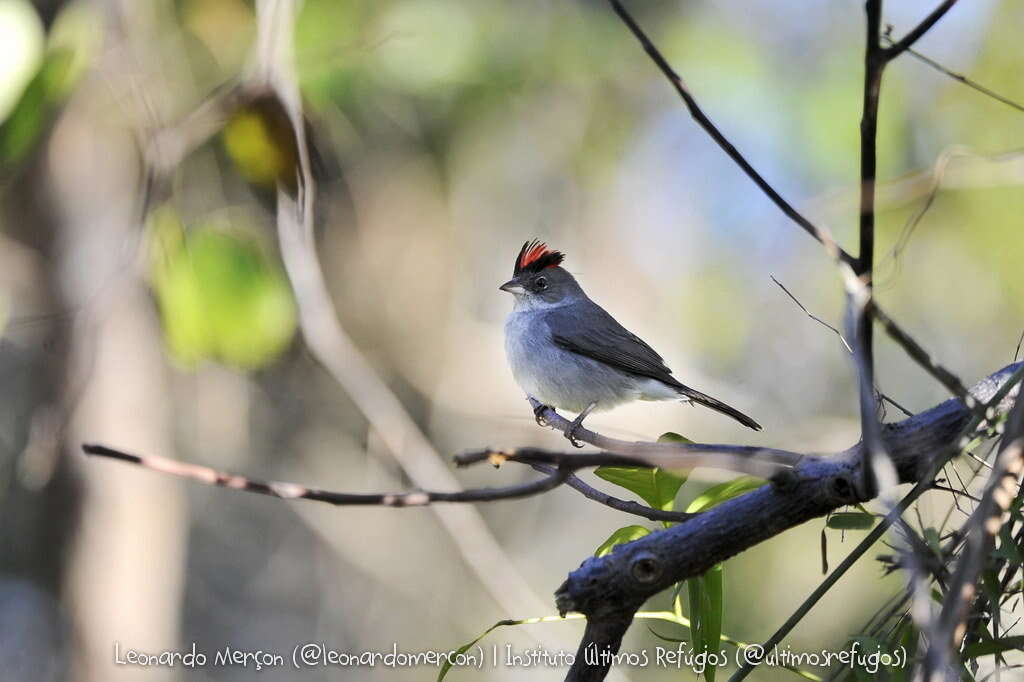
594, 525, 651, 557
686, 476, 764, 513
595, 466, 687, 511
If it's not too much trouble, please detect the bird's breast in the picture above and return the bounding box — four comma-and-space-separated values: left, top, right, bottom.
503, 310, 640, 413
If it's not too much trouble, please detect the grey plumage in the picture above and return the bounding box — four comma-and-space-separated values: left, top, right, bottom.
501, 241, 761, 431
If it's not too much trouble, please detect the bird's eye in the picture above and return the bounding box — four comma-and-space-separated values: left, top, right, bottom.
535, 277, 548, 290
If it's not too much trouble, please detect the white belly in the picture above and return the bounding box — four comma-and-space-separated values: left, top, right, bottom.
503, 310, 678, 414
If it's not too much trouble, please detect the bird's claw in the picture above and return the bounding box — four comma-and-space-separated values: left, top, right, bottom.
564, 424, 585, 448
533, 403, 550, 427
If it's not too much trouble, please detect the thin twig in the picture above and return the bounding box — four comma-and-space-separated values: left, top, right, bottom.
82, 443, 573, 506
770, 275, 913, 417
770, 275, 851, 353
882, 1, 961, 60
530, 463, 698, 523
882, 30, 1024, 115
931, 483, 981, 504
529, 398, 801, 479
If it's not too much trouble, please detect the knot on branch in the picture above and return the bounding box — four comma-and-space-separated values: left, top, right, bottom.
830, 473, 859, 503
629, 552, 662, 585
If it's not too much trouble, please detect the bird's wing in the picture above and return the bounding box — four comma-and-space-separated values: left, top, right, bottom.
547, 300, 763, 430
546, 300, 680, 386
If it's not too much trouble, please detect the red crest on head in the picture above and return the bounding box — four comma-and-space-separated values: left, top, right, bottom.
514, 240, 564, 276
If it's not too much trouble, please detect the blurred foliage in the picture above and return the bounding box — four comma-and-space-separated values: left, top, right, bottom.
0, 0, 93, 170
0, 0, 45, 121
221, 95, 301, 193
0, 48, 74, 167
149, 208, 297, 369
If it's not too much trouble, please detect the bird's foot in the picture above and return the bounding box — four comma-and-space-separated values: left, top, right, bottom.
562, 402, 597, 449
564, 422, 585, 448
533, 403, 552, 427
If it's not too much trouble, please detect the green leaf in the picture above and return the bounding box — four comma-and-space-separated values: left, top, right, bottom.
150, 212, 298, 370
0, 48, 75, 166
826, 512, 876, 530
923, 527, 942, 554
436, 615, 582, 681
646, 625, 686, 643
595, 466, 687, 511
595, 525, 651, 557
994, 525, 1023, 565
687, 578, 704, 658
962, 636, 1024, 659
222, 95, 301, 192
686, 476, 764, 513
701, 564, 724, 682
657, 432, 693, 443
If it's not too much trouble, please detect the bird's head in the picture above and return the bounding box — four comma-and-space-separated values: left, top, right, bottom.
500, 240, 582, 308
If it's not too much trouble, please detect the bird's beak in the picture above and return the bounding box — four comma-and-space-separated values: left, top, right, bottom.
499, 279, 525, 295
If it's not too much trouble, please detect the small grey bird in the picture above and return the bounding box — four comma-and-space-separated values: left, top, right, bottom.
501, 240, 761, 445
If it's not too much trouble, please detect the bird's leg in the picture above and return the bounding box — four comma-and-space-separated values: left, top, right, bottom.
532, 401, 552, 427
564, 402, 597, 448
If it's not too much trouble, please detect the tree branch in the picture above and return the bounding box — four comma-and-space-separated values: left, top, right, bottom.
881, 29, 1024, 115
81, 444, 576, 506
921, 393, 1024, 679
561, 363, 1022, 681
530, 463, 697, 523
883, 0, 960, 60
530, 399, 801, 478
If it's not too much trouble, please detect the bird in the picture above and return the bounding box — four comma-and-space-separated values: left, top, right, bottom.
500, 240, 761, 446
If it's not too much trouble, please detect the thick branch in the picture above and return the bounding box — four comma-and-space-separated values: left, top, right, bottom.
559, 363, 1022, 681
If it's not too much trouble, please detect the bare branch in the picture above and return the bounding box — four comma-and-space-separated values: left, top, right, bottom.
82, 444, 573, 506
771, 275, 913, 417
530, 398, 801, 478
882, 30, 1024, 115
771, 275, 851, 353
530, 464, 698, 523
883, 0, 960, 60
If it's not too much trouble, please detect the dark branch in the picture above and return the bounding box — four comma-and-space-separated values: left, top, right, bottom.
561, 363, 1023, 681
528, 398, 801, 478
530, 463, 697, 523
883, 0, 960, 60
82, 443, 579, 506
727, 363, 1024, 682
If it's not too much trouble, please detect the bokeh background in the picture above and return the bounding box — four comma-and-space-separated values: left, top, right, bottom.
1, 0, 1022, 680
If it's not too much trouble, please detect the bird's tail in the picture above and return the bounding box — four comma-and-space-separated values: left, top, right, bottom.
674, 384, 762, 431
